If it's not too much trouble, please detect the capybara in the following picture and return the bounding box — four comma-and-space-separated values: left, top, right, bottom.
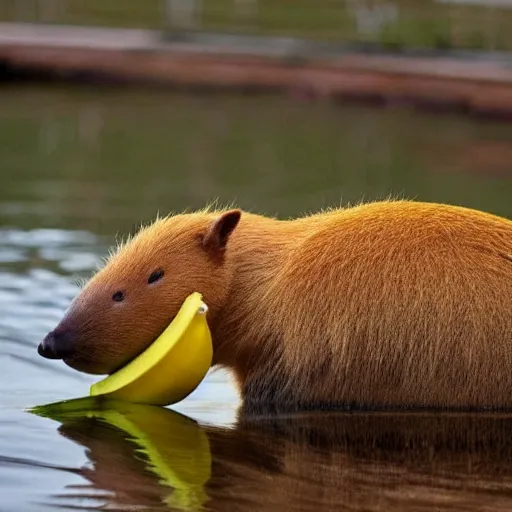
38, 200, 512, 411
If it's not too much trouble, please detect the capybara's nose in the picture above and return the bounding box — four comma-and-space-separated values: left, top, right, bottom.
37, 330, 74, 360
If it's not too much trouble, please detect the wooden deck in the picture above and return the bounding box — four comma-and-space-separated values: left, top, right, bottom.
3, 22, 512, 117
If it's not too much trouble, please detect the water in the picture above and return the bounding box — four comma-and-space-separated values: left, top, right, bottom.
0, 83, 512, 511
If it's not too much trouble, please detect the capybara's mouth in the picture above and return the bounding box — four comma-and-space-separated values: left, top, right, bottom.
62, 356, 111, 376
108, 351, 143, 375
107, 319, 177, 375
62, 354, 138, 376
62, 317, 178, 375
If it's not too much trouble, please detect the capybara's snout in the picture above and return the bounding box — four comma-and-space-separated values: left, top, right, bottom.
38, 329, 75, 360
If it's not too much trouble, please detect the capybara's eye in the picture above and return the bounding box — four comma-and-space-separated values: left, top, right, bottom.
148, 268, 165, 284
112, 291, 124, 302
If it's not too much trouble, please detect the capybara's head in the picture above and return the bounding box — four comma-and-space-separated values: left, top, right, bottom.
37, 209, 241, 374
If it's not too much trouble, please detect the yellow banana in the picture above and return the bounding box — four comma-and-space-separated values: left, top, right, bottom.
89, 292, 213, 406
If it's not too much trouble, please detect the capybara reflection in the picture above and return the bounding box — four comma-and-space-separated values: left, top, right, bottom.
54, 407, 512, 512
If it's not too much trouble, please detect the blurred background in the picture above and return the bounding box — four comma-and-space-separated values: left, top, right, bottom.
1, 2, 512, 511
1, 0, 512, 240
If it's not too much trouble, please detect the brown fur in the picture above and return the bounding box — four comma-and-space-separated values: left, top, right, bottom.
42, 200, 512, 410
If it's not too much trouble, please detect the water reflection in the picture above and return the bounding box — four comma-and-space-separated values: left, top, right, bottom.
32, 398, 211, 511
31, 398, 512, 511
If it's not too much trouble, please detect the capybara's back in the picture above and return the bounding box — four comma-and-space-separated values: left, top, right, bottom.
243, 201, 512, 411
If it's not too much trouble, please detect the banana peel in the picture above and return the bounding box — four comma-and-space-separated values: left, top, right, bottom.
90, 292, 213, 406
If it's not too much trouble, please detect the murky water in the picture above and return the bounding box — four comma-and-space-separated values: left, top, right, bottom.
1, 84, 512, 511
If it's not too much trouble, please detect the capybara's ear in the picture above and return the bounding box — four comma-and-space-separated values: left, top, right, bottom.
202, 209, 241, 257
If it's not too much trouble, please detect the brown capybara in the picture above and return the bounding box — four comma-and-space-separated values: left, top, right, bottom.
38, 200, 512, 411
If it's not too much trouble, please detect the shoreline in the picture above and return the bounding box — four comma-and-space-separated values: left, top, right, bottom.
3, 23, 512, 119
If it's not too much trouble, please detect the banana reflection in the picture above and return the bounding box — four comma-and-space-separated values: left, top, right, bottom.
31, 397, 211, 511
30, 399, 512, 512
